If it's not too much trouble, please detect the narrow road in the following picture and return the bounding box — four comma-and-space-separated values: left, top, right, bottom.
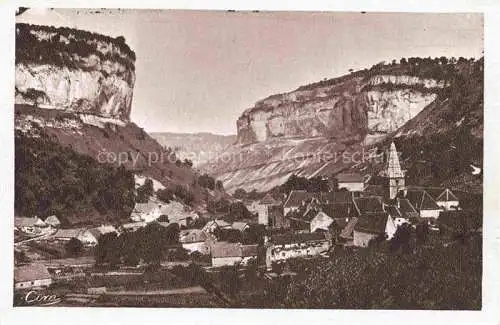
14, 229, 57, 246
104, 286, 207, 296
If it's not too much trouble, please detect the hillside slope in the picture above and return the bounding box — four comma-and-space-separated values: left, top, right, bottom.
201, 57, 483, 194
150, 132, 236, 167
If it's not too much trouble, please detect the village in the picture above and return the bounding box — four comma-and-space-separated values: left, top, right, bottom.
13, 142, 479, 306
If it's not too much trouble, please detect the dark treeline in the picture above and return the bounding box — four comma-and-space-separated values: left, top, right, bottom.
16, 23, 136, 72
15, 131, 136, 225
296, 56, 480, 91
95, 222, 182, 267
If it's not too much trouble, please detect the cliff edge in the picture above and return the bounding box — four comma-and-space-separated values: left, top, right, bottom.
15, 23, 136, 121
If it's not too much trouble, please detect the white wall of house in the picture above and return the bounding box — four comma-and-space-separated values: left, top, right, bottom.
385, 216, 397, 240
182, 242, 210, 255
394, 217, 409, 227
257, 204, 269, 225
436, 201, 460, 211
15, 278, 52, 289
338, 182, 364, 192
142, 207, 161, 223
265, 241, 330, 269
78, 231, 98, 247
284, 207, 299, 216
420, 209, 442, 219
353, 231, 379, 247
241, 256, 257, 266
310, 213, 334, 233
212, 256, 242, 267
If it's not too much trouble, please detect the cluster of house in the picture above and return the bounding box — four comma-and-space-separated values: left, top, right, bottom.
14, 215, 61, 236
245, 142, 462, 269
14, 142, 464, 287
51, 224, 119, 247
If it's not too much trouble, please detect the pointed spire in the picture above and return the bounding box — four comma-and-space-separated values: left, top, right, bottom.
387, 142, 404, 179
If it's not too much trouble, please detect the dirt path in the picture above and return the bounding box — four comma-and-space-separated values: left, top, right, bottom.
104, 286, 207, 296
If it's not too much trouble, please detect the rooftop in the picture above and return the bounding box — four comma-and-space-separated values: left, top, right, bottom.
270, 232, 327, 245
405, 190, 441, 211
335, 173, 364, 183
353, 196, 384, 215
180, 228, 208, 243
210, 242, 258, 258
354, 213, 389, 235
283, 190, 314, 208
436, 188, 459, 202
260, 193, 282, 206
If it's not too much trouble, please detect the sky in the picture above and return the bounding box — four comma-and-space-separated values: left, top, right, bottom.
17, 9, 483, 135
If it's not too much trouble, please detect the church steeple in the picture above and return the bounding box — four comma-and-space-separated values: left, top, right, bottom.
387, 142, 405, 199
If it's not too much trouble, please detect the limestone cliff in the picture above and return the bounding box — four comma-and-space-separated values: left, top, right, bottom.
201, 59, 483, 193
15, 23, 135, 121
236, 74, 444, 145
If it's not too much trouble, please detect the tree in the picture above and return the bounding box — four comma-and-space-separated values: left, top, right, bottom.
95, 233, 120, 267
136, 178, 154, 203
65, 238, 84, 257
219, 265, 240, 298
199, 174, 216, 190
157, 188, 174, 203
157, 214, 169, 222
242, 224, 266, 245
233, 188, 247, 199
416, 222, 429, 245
245, 259, 259, 284
389, 223, 412, 253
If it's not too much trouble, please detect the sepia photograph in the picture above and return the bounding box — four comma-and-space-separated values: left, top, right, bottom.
9, 6, 487, 312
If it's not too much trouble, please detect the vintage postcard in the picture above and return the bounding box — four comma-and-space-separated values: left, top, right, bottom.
2, 4, 495, 322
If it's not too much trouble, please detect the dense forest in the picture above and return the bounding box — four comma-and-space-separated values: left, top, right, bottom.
15, 131, 136, 226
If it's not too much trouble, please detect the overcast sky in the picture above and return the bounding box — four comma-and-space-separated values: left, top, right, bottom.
17, 9, 483, 135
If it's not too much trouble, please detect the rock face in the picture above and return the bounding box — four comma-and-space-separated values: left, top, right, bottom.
202, 67, 454, 193
236, 75, 442, 145
15, 23, 135, 121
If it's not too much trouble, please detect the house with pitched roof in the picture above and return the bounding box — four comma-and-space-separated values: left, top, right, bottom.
403, 189, 443, 220
179, 229, 210, 254
44, 215, 61, 228
353, 213, 397, 247
335, 173, 365, 192
310, 211, 335, 233
268, 205, 289, 229
202, 219, 232, 236
283, 190, 315, 215
131, 201, 162, 222
14, 263, 52, 290
265, 232, 331, 269
78, 228, 101, 247
14, 216, 47, 234
339, 217, 358, 245
121, 221, 147, 232
231, 221, 250, 232
250, 193, 282, 225
435, 188, 460, 211
353, 196, 384, 217
210, 242, 258, 267
53, 228, 85, 241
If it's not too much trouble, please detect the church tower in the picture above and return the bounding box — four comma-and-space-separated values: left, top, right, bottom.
387, 142, 405, 199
